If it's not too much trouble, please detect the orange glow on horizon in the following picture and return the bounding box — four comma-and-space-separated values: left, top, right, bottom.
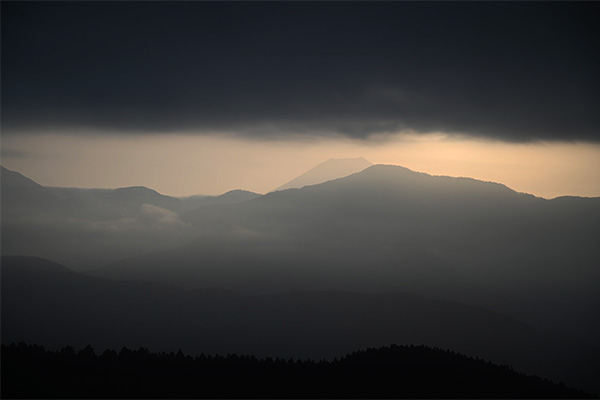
2, 131, 600, 199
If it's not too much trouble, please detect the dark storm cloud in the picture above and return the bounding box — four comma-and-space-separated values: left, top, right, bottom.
2, 2, 599, 141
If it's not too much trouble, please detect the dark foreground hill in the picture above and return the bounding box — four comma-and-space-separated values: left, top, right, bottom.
3, 255, 599, 394
1, 342, 593, 399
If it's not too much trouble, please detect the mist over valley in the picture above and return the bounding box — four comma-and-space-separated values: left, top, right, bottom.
2, 160, 599, 395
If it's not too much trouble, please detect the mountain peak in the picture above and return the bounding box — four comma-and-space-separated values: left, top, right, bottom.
111, 185, 161, 197
274, 157, 372, 191
1, 166, 44, 190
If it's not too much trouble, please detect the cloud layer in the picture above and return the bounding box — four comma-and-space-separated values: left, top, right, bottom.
2, 2, 599, 141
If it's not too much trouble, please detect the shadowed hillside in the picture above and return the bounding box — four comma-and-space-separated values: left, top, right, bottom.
98, 165, 600, 345
2, 342, 594, 399
2, 255, 599, 394
3, 164, 600, 393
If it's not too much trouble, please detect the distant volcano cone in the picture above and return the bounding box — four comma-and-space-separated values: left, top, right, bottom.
274, 157, 372, 191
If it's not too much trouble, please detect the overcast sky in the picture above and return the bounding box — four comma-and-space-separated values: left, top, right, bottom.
3, 1, 599, 141
1, 2, 599, 197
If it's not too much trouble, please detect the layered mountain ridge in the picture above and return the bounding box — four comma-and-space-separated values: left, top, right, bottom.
2, 255, 599, 394
2, 161, 599, 394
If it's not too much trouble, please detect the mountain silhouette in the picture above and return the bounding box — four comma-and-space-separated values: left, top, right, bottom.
182, 189, 261, 207
0, 165, 260, 268
98, 164, 600, 346
2, 255, 599, 394
274, 157, 372, 191
1, 165, 45, 192
1, 165, 59, 214
2, 342, 594, 398
2, 164, 599, 393
0, 165, 261, 217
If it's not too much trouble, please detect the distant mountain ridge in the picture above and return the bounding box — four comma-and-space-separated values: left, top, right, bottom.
3, 163, 600, 394
3, 255, 599, 394
3, 163, 600, 356
0, 165, 261, 268
104, 164, 600, 347
185, 189, 261, 206
0, 166, 260, 213
274, 157, 372, 191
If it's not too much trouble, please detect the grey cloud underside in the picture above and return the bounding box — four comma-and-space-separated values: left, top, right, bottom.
2, 2, 599, 141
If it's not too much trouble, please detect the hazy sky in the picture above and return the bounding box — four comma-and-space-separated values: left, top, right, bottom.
3, 131, 600, 199
2, 2, 599, 198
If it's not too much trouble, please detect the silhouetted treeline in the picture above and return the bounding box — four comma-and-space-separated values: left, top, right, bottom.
2, 342, 594, 399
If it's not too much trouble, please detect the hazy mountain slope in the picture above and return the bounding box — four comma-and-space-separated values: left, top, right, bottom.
4, 164, 599, 345
1, 166, 185, 219
3, 255, 599, 393
119, 164, 599, 295
180, 189, 261, 207
274, 157, 372, 191
0, 168, 192, 268
1, 166, 60, 216
1, 166, 260, 219
99, 165, 600, 344
0, 166, 259, 269
1, 165, 45, 193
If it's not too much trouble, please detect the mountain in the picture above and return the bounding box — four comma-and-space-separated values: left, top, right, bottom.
1, 165, 45, 192
1, 166, 59, 215
1, 166, 182, 218
97, 165, 600, 346
2, 255, 599, 394
1, 165, 261, 218
183, 165, 598, 290
274, 157, 372, 191
3, 163, 599, 363
2, 343, 593, 398
0, 166, 260, 269
180, 189, 261, 208
0, 166, 190, 268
